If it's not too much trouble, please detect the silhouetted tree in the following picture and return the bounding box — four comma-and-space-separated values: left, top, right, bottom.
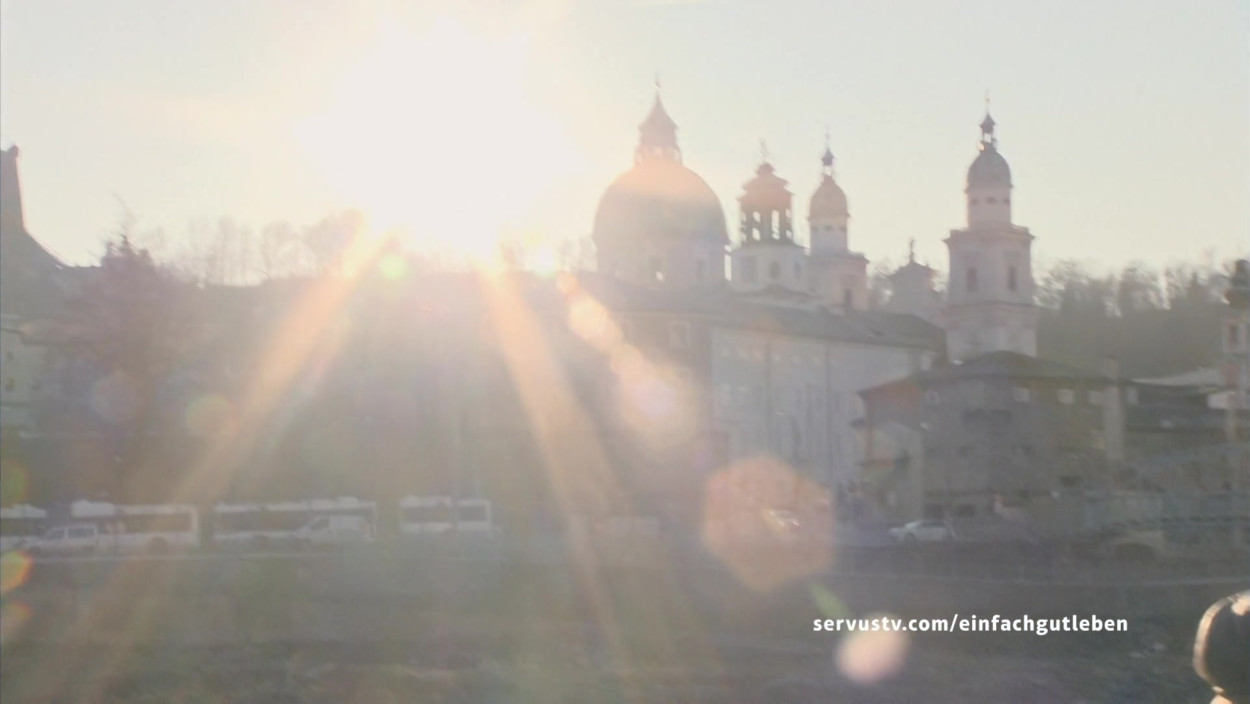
67, 216, 190, 500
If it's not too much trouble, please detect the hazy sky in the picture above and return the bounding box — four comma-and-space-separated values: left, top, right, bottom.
1, 0, 1247, 271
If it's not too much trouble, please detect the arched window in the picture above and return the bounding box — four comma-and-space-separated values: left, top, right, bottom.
966, 267, 979, 293
1008, 265, 1018, 292
769, 261, 781, 280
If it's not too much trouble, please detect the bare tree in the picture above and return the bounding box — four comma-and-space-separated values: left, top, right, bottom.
258, 220, 304, 279
303, 209, 366, 275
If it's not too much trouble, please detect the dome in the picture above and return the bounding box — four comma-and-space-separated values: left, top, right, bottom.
593, 158, 728, 245
809, 175, 848, 218
966, 146, 1012, 189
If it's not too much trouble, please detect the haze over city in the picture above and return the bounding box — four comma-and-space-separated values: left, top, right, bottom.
1, 0, 1247, 269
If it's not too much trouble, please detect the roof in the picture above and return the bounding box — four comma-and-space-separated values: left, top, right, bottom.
573, 273, 942, 349
809, 174, 848, 218
862, 350, 1109, 396
1137, 367, 1224, 390
1, 145, 74, 319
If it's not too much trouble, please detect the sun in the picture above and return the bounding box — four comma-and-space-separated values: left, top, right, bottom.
295, 18, 579, 264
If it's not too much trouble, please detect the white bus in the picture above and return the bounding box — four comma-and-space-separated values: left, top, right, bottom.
28, 501, 201, 555
211, 497, 377, 550
398, 496, 495, 537
0, 504, 48, 553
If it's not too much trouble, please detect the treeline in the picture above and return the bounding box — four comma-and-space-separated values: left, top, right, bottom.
1034, 258, 1234, 377
126, 207, 596, 285
868, 255, 1238, 378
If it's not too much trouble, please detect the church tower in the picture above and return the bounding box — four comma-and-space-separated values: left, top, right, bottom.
943, 109, 1038, 361
806, 139, 868, 310
729, 145, 807, 293
885, 240, 941, 322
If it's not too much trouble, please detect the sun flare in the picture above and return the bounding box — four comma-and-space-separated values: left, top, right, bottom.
296, 19, 579, 263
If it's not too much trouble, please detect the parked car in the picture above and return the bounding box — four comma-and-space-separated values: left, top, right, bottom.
295, 514, 374, 549
888, 519, 956, 544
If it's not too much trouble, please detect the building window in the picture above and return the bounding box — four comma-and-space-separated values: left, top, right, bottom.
1012, 387, 1031, 403
969, 198, 979, 205
769, 261, 781, 281
966, 267, 978, 293
1088, 390, 1102, 405
1230, 324, 1242, 348
843, 289, 853, 308
1008, 265, 1018, 292
793, 261, 802, 279
1057, 389, 1075, 404
1125, 386, 1139, 405
986, 197, 997, 204
740, 257, 758, 283
669, 321, 691, 350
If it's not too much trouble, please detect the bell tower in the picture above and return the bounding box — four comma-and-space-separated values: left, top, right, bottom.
729, 143, 807, 293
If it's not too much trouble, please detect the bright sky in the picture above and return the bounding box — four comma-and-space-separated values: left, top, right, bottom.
1, 0, 1247, 270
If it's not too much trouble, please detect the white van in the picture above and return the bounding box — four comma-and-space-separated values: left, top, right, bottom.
294, 514, 374, 548
26, 523, 104, 557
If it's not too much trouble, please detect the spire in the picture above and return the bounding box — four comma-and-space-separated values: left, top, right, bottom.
636, 80, 680, 163
759, 139, 770, 164
979, 92, 997, 152
908, 238, 916, 264
820, 125, 835, 177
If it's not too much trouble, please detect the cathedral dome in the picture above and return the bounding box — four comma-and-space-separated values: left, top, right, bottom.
809, 176, 848, 218
966, 147, 1012, 189
593, 156, 728, 246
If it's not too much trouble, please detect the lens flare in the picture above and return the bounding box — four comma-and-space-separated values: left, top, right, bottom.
378, 253, 409, 280
0, 550, 32, 595
702, 456, 834, 591
0, 601, 31, 644
836, 614, 910, 685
